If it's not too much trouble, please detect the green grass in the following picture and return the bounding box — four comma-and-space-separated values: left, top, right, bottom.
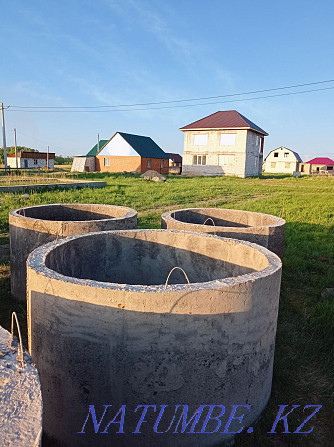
0, 172, 333, 446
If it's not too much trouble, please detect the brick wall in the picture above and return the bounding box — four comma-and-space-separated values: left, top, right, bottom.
182, 129, 247, 177
141, 158, 169, 174
96, 156, 169, 173
182, 129, 265, 178
96, 156, 141, 172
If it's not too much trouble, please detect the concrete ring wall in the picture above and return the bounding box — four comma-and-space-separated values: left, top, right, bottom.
0, 325, 43, 446
27, 229, 282, 447
161, 208, 286, 259
9, 203, 137, 301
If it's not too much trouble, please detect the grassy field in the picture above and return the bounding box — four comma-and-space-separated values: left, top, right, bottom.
0, 172, 333, 446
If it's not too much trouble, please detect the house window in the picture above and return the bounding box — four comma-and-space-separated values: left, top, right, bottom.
104, 158, 110, 166
147, 159, 151, 168
194, 134, 208, 146
284, 153, 289, 158
33, 159, 38, 165
327, 166, 333, 170
301, 165, 304, 172
271, 162, 276, 168
160, 160, 164, 169
285, 162, 290, 169
259, 138, 263, 153
220, 134, 235, 146
193, 155, 206, 165
274, 153, 278, 157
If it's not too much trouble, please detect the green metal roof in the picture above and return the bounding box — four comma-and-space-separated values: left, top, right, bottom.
118, 132, 169, 159
86, 140, 108, 156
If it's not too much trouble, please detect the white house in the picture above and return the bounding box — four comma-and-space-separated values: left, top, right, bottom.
7, 151, 55, 169
263, 147, 303, 174
180, 110, 268, 178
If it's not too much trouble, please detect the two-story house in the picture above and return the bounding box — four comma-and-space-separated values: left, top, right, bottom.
263, 147, 303, 173
180, 110, 268, 177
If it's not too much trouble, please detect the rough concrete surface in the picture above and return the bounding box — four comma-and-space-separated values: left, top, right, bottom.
0, 325, 42, 447
9, 203, 137, 301
27, 229, 282, 447
161, 208, 285, 258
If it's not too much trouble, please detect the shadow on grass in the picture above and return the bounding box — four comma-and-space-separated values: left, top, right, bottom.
0, 262, 28, 347
260, 174, 294, 179
66, 172, 141, 180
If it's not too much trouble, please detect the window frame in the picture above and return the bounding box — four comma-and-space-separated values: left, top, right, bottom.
193, 155, 206, 165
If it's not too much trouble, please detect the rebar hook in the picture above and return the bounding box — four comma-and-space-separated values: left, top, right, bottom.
202, 217, 216, 234
165, 266, 190, 288
9, 312, 25, 367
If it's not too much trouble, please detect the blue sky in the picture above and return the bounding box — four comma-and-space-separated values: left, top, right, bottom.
1, 0, 334, 160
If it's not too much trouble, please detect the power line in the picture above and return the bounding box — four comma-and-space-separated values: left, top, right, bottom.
5, 78, 334, 110
6, 86, 334, 113
12, 130, 70, 156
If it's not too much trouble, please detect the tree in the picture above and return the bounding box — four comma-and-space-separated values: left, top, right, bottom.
54, 155, 73, 165
0, 146, 38, 164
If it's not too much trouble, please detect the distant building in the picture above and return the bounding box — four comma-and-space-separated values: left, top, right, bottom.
167, 153, 182, 174
263, 147, 302, 173
96, 132, 169, 174
71, 140, 108, 172
301, 157, 334, 174
7, 151, 55, 169
180, 110, 268, 178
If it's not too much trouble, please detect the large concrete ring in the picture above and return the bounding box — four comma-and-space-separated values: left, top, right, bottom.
27, 229, 282, 447
9, 203, 137, 301
0, 324, 43, 446
161, 208, 285, 258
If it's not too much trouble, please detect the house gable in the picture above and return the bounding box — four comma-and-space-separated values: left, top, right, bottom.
97, 132, 169, 159
264, 147, 303, 163
98, 133, 138, 157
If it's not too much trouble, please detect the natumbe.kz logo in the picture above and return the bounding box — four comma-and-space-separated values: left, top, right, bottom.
78, 403, 322, 435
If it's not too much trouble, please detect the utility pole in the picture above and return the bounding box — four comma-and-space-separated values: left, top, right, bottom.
14, 128, 18, 169
47, 145, 49, 170
1, 103, 8, 172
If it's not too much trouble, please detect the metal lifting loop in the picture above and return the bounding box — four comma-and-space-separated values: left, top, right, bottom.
9, 312, 25, 367
202, 217, 216, 234
165, 266, 190, 288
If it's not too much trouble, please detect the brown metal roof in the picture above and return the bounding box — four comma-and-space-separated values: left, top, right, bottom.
166, 153, 182, 163
7, 152, 55, 159
180, 110, 268, 135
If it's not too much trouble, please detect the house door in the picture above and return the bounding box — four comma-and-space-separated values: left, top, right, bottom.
23, 159, 28, 168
